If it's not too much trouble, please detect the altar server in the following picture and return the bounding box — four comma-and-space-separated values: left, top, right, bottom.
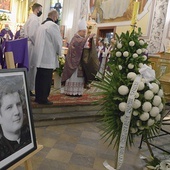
23, 3, 42, 96
33, 10, 62, 105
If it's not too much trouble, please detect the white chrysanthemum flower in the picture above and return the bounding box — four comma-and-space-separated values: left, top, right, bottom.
133, 99, 141, 109
138, 63, 144, 68
150, 83, 159, 94
138, 82, 145, 91
118, 85, 129, 95
140, 112, 150, 121
127, 72, 136, 81
120, 115, 125, 123
133, 110, 139, 116
141, 78, 146, 83
155, 114, 161, 121
158, 103, 164, 112
130, 127, 138, 133
123, 51, 129, 57
117, 43, 122, 49
142, 102, 152, 112
160, 160, 170, 170
128, 63, 134, 69
158, 89, 164, 97
150, 107, 159, 117
129, 41, 135, 46
133, 53, 138, 58
153, 95, 162, 106
142, 48, 146, 53
142, 55, 147, 61
147, 119, 155, 126
138, 126, 145, 130
136, 49, 142, 54
136, 120, 142, 126
144, 90, 154, 100
118, 65, 122, 70
135, 92, 139, 98
139, 39, 145, 45
119, 102, 127, 112
116, 51, 122, 57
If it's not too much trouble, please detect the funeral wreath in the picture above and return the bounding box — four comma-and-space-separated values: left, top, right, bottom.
93, 27, 166, 169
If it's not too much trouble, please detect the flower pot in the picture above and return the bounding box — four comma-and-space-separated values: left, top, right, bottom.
53, 72, 61, 89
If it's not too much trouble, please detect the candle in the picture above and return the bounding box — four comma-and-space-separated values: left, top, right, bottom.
130, 1, 140, 31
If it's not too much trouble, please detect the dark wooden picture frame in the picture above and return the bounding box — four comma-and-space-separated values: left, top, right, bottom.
0, 68, 37, 170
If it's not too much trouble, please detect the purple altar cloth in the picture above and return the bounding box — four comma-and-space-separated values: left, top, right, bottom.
4, 38, 29, 70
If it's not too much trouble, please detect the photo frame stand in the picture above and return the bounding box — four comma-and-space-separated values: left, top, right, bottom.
8, 144, 43, 170
2, 51, 44, 169
4, 51, 15, 69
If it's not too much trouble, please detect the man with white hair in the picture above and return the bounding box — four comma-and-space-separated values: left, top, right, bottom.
61, 18, 97, 96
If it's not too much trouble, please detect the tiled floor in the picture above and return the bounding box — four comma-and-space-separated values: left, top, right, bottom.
15, 121, 170, 170
14, 87, 170, 170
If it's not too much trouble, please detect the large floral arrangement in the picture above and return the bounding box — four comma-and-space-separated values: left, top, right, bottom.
55, 55, 65, 76
94, 28, 165, 169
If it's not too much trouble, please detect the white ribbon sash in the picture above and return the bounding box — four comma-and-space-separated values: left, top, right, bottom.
117, 75, 141, 169
104, 65, 155, 170
103, 75, 142, 170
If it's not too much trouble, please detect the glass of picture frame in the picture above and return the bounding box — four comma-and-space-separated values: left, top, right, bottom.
0, 68, 37, 170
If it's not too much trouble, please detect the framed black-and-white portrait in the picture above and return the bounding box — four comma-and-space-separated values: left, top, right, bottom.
0, 68, 37, 170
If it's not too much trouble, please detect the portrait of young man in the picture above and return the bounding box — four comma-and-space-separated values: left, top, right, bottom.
0, 75, 31, 162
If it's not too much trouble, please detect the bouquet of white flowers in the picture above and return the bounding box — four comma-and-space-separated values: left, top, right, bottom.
55, 55, 65, 76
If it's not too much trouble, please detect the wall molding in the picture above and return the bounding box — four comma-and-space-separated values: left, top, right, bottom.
147, 0, 169, 54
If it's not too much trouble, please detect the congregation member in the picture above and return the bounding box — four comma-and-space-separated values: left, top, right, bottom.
14, 25, 23, 39
97, 39, 105, 66
23, 3, 42, 97
96, 39, 106, 78
96, 38, 116, 78
33, 10, 62, 105
61, 18, 97, 96
105, 38, 116, 68
0, 24, 13, 41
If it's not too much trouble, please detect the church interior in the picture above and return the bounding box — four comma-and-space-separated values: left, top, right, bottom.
0, 0, 170, 170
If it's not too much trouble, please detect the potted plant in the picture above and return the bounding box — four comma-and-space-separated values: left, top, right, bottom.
53, 55, 65, 89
